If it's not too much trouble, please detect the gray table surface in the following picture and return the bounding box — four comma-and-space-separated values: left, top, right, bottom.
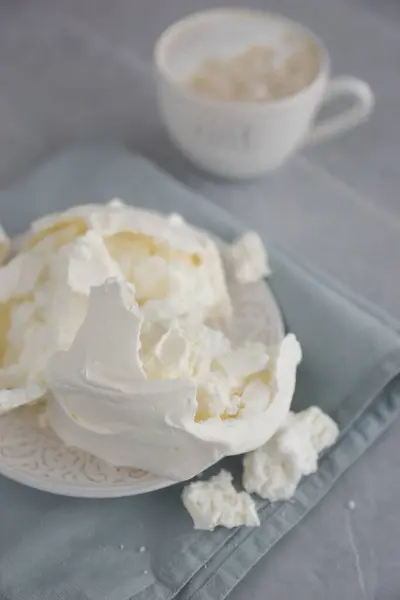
0, 0, 399, 598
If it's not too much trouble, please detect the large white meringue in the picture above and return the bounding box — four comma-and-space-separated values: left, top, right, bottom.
0, 200, 302, 482
45, 279, 301, 481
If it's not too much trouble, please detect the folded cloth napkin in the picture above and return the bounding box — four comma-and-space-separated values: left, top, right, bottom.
0, 144, 399, 600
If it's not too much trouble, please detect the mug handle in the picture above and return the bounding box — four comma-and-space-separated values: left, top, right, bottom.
304, 76, 375, 146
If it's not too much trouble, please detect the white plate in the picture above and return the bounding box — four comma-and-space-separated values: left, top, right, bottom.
0, 247, 284, 498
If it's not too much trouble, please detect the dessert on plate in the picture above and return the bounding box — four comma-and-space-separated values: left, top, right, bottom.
0, 199, 305, 481
0, 198, 339, 528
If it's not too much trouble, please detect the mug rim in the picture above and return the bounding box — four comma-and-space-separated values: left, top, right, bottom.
154, 8, 330, 111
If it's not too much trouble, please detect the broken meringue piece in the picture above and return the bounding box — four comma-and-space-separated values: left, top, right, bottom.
50, 230, 124, 296
243, 435, 302, 501
0, 200, 302, 483
47, 278, 145, 387
243, 406, 339, 501
231, 231, 271, 283
182, 470, 260, 530
45, 279, 301, 481
291, 405, 339, 455
1, 200, 233, 388
0, 232, 123, 384
27, 200, 232, 321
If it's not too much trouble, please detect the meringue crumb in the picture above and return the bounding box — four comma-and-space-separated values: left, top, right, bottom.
243, 406, 339, 502
182, 469, 260, 530
2, 200, 301, 483
230, 231, 270, 284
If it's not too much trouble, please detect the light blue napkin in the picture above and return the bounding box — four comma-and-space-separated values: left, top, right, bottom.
0, 144, 399, 600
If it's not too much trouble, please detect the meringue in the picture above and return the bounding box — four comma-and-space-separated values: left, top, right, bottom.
1, 231, 120, 384
0, 201, 302, 482
45, 279, 301, 480
182, 470, 260, 530
243, 406, 339, 501
230, 231, 271, 283
22, 199, 232, 321
0, 381, 46, 415
0, 200, 231, 387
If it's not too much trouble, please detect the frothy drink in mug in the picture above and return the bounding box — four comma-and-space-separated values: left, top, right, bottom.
155, 9, 374, 178
186, 41, 321, 103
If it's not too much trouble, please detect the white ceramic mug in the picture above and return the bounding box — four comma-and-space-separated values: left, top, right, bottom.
154, 9, 375, 178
